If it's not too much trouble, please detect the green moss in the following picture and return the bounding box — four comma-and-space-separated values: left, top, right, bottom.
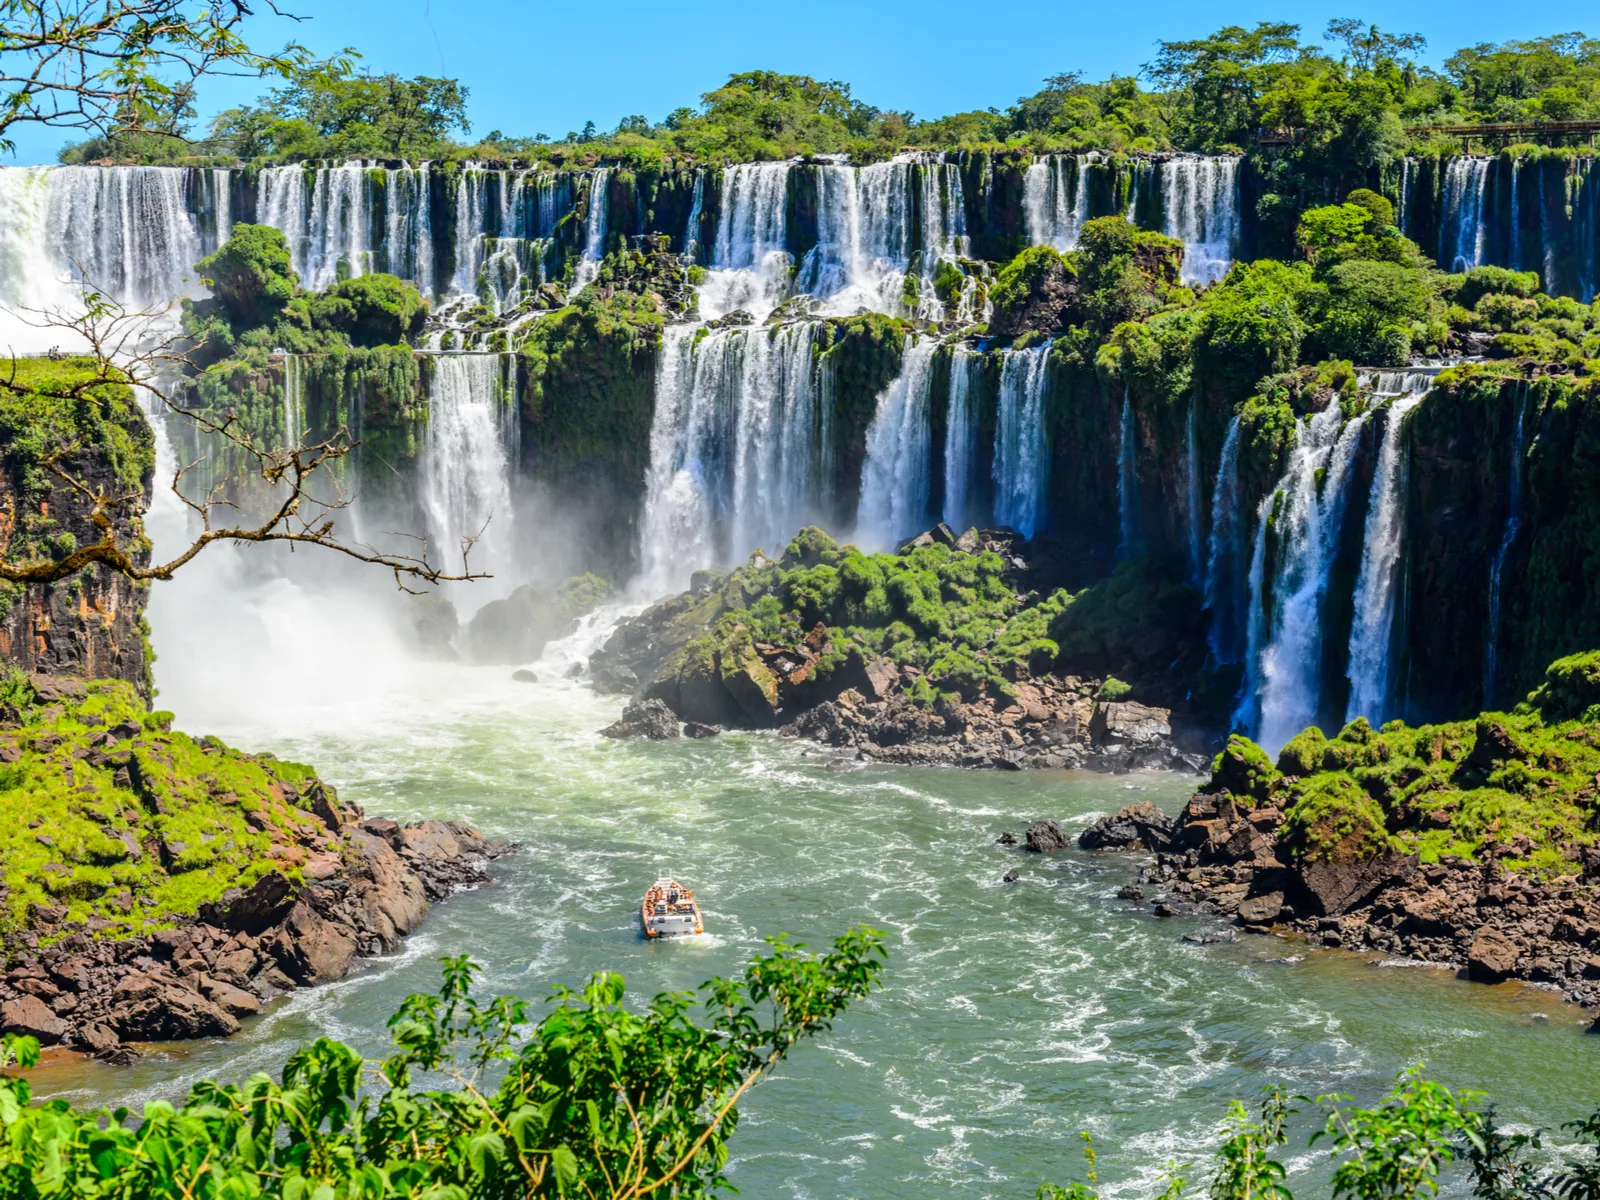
0, 680, 335, 949
1218, 653, 1600, 873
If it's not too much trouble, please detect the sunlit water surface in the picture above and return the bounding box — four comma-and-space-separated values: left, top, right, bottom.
25, 539, 1600, 1199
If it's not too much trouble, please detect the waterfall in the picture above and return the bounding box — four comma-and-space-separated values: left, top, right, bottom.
0, 165, 217, 351
992, 342, 1052, 538
1509, 158, 1521, 272
1482, 385, 1528, 708
259, 162, 376, 291
1185, 397, 1204, 586
1205, 415, 1243, 663
572, 167, 610, 291
1440, 158, 1489, 273
638, 322, 822, 592
1161, 156, 1240, 286
420, 353, 518, 584
701, 162, 791, 318
799, 156, 967, 319
683, 170, 705, 259
1117, 388, 1140, 557
857, 337, 938, 549
1024, 155, 1092, 251
1344, 390, 1428, 726
1238, 403, 1370, 753
385, 164, 433, 295
942, 348, 979, 531
283, 354, 304, 449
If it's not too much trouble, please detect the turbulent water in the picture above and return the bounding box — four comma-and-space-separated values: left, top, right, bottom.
30, 588, 1600, 1198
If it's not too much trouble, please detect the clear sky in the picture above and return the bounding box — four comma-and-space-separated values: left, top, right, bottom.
3, 0, 1579, 164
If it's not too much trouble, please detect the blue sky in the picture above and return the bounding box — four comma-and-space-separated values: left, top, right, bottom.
5, 0, 1577, 164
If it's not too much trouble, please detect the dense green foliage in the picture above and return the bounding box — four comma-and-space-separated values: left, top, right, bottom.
661, 530, 1195, 707
0, 929, 885, 1198
0, 358, 152, 504
0, 678, 326, 943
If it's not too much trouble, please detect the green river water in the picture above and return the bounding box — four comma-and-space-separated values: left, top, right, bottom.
24, 569, 1600, 1200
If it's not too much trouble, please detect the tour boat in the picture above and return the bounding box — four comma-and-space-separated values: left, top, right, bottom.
641, 876, 704, 938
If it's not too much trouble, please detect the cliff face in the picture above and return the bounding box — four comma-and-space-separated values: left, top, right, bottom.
0, 359, 154, 694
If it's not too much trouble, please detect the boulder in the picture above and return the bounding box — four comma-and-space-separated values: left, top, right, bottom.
512, 669, 538, 683
1291, 853, 1416, 917
1002, 868, 1020, 884
1467, 926, 1519, 982
1090, 702, 1173, 748
1, 995, 67, 1044
198, 976, 263, 1017
600, 699, 680, 741
462, 575, 610, 665
104, 973, 239, 1040
1024, 820, 1070, 853
1237, 891, 1285, 925
720, 644, 780, 724
1077, 801, 1175, 851
197, 870, 296, 935
263, 903, 357, 986
683, 722, 721, 738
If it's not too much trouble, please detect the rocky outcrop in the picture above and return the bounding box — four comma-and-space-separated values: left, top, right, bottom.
461, 575, 612, 665
1077, 802, 1175, 851
779, 679, 1208, 773
1097, 788, 1600, 1008
601, 699, 680, 741
0, 815, 510, 1060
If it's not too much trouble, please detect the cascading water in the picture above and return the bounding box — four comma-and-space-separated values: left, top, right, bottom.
857, 337, 939, 549
572, 167, 611, 292
1023, 154, 1093, 250
942, 348, 979, 531
992, 342, 1052, 538
1161, 156, 1240, 286
1117, 388, 1140, 557
1482, 384, 1528, 709
259, 163, 376, 291
637, 322, 822, 593
798, 156, 968, 319
1237, 403, 1370, 753
283, 354, 304, 449
1440, 157, 1489, 273
419, 353, 519, 591
1205, 415, 1243, 663
1344, 386, 1429, 726
0, 166, 216, 346
701, 162, 791, 318
384, 164, 433, 296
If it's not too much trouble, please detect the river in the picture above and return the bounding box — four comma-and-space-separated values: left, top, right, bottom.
23, 555, 1600, 1200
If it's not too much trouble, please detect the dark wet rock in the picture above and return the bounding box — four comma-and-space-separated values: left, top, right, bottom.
996, 831, 1018, 847
600, 699, 681, 741
1154, 903, 1176, 918
1002, 868, 1020, 884
1467, 927, 1520, 982
1237, 891, 1285, 925
1078, 802, 1175, 852
1116, 884, 1144, 902
1024, 820, 1070, 853
683, 721, 721, 738
462, 577, 611, 666
1, 995, 67, 1044
1293, 854, 1417, 917
512, 669, 538, 683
